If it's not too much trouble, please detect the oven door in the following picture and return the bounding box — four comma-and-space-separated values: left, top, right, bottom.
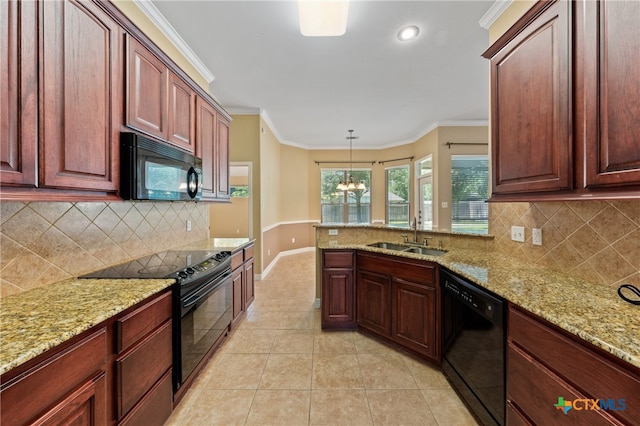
174, 272, 232, 392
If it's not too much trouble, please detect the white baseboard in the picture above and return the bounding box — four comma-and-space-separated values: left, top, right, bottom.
258, 246, 315, 280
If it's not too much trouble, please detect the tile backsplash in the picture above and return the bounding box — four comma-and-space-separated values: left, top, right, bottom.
490, 200, 640, 287
0, 201, 209, 297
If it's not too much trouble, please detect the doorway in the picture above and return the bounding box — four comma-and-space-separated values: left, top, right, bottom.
209, 163, 253, 238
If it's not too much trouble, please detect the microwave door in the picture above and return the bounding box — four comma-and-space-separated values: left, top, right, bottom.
142, 155, 191, 200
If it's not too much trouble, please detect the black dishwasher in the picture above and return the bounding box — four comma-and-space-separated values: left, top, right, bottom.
441, 269, 505, 426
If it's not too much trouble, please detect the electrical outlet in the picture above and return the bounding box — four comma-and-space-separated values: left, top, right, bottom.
291, 237, 296, 243
441, 202, 449, 208
511, 225, 525, 242
186, 220, 192, 232
532, 228, 543, 246
328, 229, 338, 236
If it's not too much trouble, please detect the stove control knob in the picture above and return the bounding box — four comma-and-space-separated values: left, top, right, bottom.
186, 267, 195, 275
178, 271, 188, 278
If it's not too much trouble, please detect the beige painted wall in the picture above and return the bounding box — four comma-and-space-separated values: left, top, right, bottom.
112, 0, 210, 90
209, 175, 250, 237
488, 0, 537, 45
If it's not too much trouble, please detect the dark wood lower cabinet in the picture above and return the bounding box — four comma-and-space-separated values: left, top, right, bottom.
355, 251, 439, 362
507, 305, 640, 426
392, 277, 437, 359
231, 243, 255, 329
0, 289, 173, 426
321, 250, 356, 330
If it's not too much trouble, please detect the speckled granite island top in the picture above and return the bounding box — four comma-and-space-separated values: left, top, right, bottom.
322, 243, 640, 369
0, 277, 174, 376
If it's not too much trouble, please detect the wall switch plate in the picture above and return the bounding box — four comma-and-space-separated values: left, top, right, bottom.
328, 229, 338, 236
186, 220, 192, 232
441, 202, 449, 208
511, 225, 525, 242
532, 228, 543, 246
291, 237, 296, 243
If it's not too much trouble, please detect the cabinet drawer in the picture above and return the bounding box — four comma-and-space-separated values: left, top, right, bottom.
323, 250, 354, 269
116, 321, 172, 420
1, 328, 107, 426
119, 369, 173, 426
507, 344, 616, 425
116, 291, 172, 353
509, 307, 639, 424
231, 250, 243, 270
244, 244, 254, 261
357, 252, 434, 285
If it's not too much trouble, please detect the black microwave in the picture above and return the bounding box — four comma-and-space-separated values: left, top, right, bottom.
120, 133, 202, 201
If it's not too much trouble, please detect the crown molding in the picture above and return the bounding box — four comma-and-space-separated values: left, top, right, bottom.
133, 0, 215, 83
479, 0, 513, 29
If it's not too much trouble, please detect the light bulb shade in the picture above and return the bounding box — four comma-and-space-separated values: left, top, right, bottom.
347, 181, 357, 190
298, 0, 349, 37
337, 181, 348, 191
357, 181, 366, 190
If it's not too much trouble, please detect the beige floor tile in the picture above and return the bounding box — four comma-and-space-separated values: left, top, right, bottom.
272, 329, 315, 353
313, 332, 357, 353
310, 389, 373, 426
422, 389, 479, 425
358, 353, 418, 389
176, 389, 256, 425
203, 353, 268, 389
259, 353, 313, 389
366, 390, 438, 425
245, 390, 311, 426
404, 356, 451, 390
219, 329, 276, 353
352, 333, 400, 355
312, 353, 364, 389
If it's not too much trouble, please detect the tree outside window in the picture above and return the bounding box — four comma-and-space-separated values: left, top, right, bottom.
321, 169, 371, 224
386, 166, 410, 227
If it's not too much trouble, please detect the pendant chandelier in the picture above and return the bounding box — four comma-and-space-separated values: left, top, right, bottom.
337, 129, 366, 191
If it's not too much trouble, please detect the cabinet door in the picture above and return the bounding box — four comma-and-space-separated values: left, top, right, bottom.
126, 36, 168, 139
486, 0, 572, 195
578, 0, 640, 188
215, 116, 230, 199
196, 96, 216, 197
41, 0, 120, 191
322, 268, 355, 329
392, 278, 437, 359
168, 72, 195, 152
244, 259, 255, 308
0, 0, 37, 186
32, 373, 107, 426
356, 270, 390, 337
231, 266, 244, 326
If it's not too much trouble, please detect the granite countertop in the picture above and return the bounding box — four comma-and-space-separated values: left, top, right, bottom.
0, 238, 253, 376
0, 277, 174, 376
321, 243, 640, 370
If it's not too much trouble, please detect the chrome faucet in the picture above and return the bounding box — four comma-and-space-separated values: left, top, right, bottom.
411, 215, 421, 243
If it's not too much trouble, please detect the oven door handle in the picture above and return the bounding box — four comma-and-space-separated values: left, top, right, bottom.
182, 273, 231, 309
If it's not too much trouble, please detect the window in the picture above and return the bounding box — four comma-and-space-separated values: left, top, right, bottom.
451, 155, 489, 234
321, 169, 371, 224
230, 185, 249, 197
416, 156, 433, 229
386, 166, 410, 227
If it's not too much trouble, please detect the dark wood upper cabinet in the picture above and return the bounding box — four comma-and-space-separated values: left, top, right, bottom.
484, 0, 572, 196
577, 0, 640, 188
216, 116, 230, 199
0, 0, 37, 187
168, 72, 195, 152
40, 0, 121, 192
126, 35, 169, 141
196, 96, 216, 196
485, 0, 640, 200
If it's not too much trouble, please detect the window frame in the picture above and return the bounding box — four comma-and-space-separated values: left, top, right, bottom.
320, 168, 371, 224
385, 165, 410, 227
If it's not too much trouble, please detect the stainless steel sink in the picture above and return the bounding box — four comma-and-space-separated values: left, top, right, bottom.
403, 246, 447, 256
367, 242, 408, 251
366, 242, 447, 256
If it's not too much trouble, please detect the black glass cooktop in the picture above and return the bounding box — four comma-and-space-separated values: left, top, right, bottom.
80, 250, 218, 279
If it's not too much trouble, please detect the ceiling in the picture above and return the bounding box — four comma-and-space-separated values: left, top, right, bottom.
150, 1, 494, 150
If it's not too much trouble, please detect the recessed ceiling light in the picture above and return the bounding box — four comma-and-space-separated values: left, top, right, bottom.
298, 0, 349, 37
397, 25, 420, 41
